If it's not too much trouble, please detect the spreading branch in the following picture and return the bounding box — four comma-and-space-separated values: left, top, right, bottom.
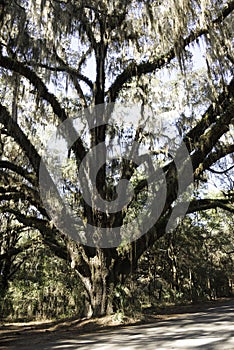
0, 103, 41, 176
188, 198, 234, 214
203, 145, 234, 174
31, 62, 94, 91
0, 183, 49, 218
1, 208, 69, 261
0, 239, 39, 262
0, 53, 67, 122
0, 54, 87, 161
191, 99, 234, 175
184, 78, 234, 152
108, 1, 234, 102
0, 160, 38, 186
129, 84, 234, 263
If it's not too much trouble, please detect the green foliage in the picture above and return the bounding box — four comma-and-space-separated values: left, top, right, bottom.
127, 210, 234, 309
1, 245, 84, 321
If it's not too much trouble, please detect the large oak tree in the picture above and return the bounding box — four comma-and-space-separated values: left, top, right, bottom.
0, 0, 233, 316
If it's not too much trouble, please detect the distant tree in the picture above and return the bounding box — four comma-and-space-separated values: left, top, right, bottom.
0, 1, 233, 316
0, 213, 38, 316
2, 243, 84, 320
137, 210, 234, 305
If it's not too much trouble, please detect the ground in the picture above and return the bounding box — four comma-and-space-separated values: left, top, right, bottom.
0, 298, 233, 350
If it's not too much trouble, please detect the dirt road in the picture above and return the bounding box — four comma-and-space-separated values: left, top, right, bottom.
1, 299, 234, 349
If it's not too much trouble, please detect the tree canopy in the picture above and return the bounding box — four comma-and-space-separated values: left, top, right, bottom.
0, 0, 233, 316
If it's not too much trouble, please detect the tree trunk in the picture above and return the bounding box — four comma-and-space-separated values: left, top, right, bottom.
72, 247, 134, 317
88, 260, 115, 317
0, 273, 10, 318
74, 253, 117, 317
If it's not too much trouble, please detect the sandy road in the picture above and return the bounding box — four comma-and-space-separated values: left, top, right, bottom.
1, 299, 234, 350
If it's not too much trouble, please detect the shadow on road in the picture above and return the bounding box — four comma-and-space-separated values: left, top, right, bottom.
1, 299, 234, 350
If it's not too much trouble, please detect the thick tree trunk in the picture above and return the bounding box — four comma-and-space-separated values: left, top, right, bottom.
75, 253, 118, 317
88, 272, 115, 317
90, 262, 113, 316
73, 247, 134, 317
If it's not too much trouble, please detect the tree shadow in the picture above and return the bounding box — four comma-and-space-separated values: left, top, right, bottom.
2, 299, 234, 350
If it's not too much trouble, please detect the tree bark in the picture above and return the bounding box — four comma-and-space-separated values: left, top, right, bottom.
75, 253, 117, 316
71, 245, 133, 317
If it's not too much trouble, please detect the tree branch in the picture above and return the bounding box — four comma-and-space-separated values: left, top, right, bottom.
0, 53, 67, 122
184, 78, 234, 152
209, 164, 234, 175
203, 144, 234, 174
187, 198, 234, 214
191, 99, 234, 176
0, 239, 39, 261
31, 62, 94, 91
0, 104, 70, 223
129, 80, 234, 264
50, 47, 90, 107
0, 54, 87, 161
0, 103, 41, 176
0, 160, 38, 186
108, 1, 234, 102
1, 208, 69, 261
0, 183, 49, 218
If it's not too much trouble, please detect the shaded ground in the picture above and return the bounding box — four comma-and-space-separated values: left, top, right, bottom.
1, 298, 234, 350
